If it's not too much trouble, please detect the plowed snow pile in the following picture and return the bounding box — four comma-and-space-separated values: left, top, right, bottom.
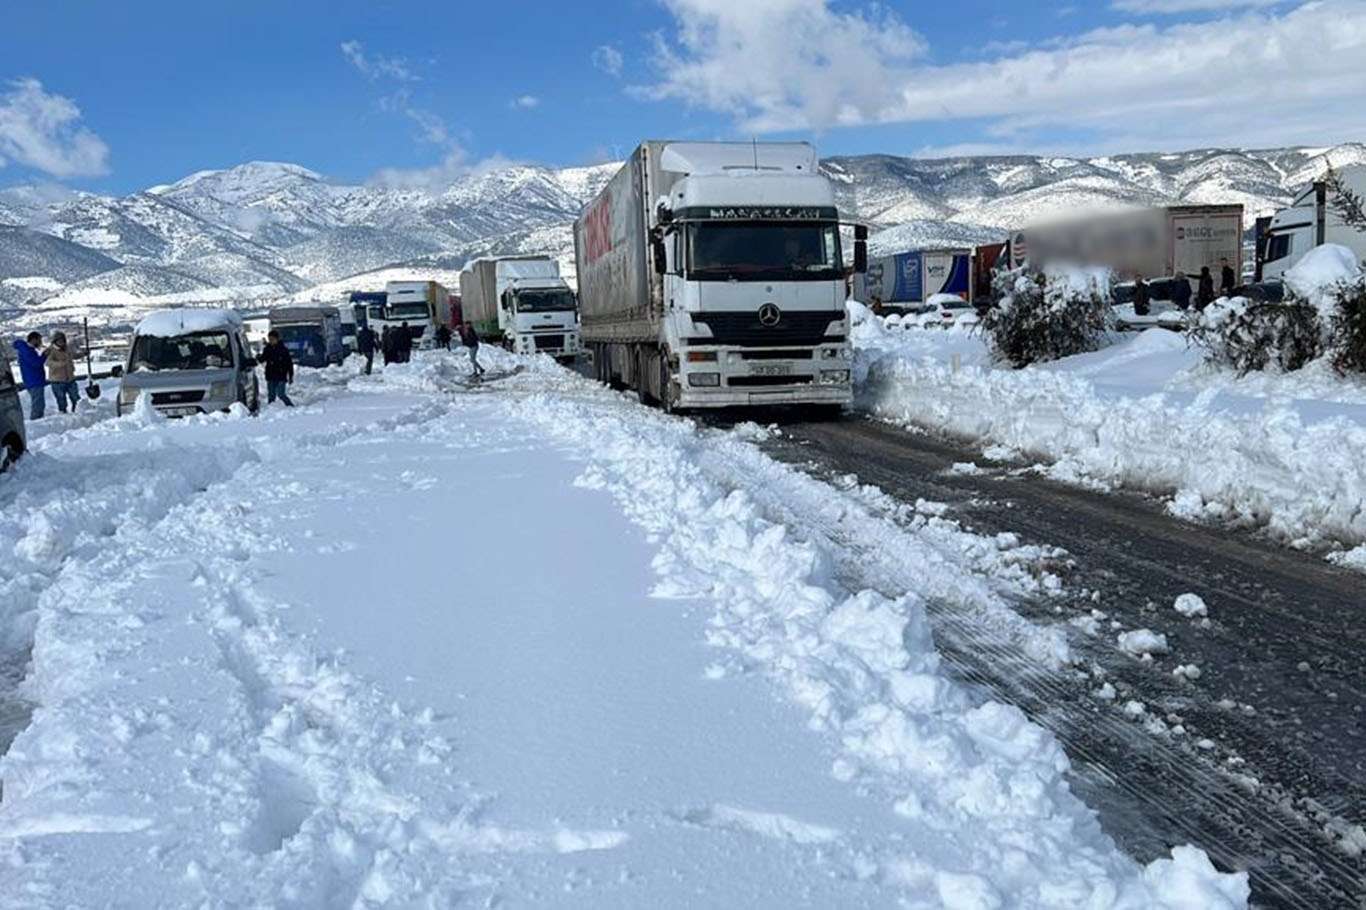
0, 351, 1247, 907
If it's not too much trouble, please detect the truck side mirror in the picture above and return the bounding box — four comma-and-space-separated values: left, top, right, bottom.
651, 234, 668, 276
853, 224, 868, 274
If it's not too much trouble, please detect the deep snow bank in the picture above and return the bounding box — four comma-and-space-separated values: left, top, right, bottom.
852, 305, 1366, 558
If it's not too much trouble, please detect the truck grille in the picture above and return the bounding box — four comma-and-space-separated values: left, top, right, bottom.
151, 390, 206, 405
691, 311, 845, 347
740, 350, 814, 360
534, 334, 565, 350
728, 375, 814, 387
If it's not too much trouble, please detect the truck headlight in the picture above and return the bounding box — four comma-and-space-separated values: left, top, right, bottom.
820, 370, 850, 384
208, 381, 233, 399
687, 372, 721, 387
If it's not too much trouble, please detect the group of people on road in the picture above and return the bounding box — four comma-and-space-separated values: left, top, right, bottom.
1130, 259, 1238, 317
11, 331, 82, 420
354, 321, 482, 378
379, 322, 417, 366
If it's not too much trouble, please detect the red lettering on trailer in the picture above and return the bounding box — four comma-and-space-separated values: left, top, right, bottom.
583, 194, 614, 264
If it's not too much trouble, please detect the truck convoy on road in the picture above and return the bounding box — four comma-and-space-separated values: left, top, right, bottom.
1259, 165, 1366, 281
573, 140, 855, 411
1008, 204, 1244, 287
459, 257, 580, 360
268, 305, 345, 367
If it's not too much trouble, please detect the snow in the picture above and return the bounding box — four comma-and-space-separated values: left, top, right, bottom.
1173, 593, 1209, 618
1283, 242, 1364, 320
0, 350, 1247, 907
133, 307, 244, 337
1118, 629, 1170, 657
853, 309, 1366, 562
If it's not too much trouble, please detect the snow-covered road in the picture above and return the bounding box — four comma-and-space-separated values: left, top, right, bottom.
0, 351, 1247, 907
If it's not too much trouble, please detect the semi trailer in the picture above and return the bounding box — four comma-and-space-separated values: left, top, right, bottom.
1009, 204, 1244, 286
573, 140, 855, 411
856, 248, 971, 309
459, 256, 580, 358
1259, 165, 1366, 281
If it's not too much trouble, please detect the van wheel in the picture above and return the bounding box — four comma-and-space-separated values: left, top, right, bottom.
1, 434, 22, 473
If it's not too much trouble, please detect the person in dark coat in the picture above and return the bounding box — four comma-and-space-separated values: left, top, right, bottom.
381, 325, 393, 366
1220, 258, 1237, 297
258, 330, 295, 407
1171, 272, 1192, 310
396, 321, 414, 363
1197, 267, 1216, 310
356, 325, 377, 375
435, 324, 452, 350
1132, 276, 1150, 317
12, 332, 48, 419
459, 322, 484, 377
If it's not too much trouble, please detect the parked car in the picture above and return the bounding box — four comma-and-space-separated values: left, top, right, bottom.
1230, 280, 1285, 303
117, 309, 260, 418
0, 345, 26, 471
1112, 276, 1188, 307
921, 294, 977, 328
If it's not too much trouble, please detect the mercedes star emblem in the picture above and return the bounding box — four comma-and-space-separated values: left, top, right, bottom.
758, 303, 782, 327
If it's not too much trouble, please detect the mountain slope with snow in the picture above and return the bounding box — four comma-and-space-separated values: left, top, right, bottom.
2, 143, 1361, 327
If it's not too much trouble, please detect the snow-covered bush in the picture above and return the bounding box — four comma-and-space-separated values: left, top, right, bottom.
1328, 277, 1366, 375
1188, 297, 1323, 375
979, 265, 1112, 368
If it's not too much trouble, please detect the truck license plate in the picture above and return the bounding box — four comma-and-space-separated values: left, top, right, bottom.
164, 406, 199, 417
752, 363, 793, 377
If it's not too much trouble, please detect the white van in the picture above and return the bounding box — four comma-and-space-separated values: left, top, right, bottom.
118, 309, 260, 417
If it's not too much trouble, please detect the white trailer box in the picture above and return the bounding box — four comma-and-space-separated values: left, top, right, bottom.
1261, 165, 1366, 281
574, 140, 852, 411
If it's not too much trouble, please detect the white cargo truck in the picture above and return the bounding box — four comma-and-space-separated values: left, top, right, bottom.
1260, 165, 1366, 281
459, 257, 580, 359
1010, 204, 1244, 286
378, 280, 449, 346
573, 141, 854, 411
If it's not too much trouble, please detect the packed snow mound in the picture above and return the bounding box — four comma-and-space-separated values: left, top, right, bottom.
1284, 243, 1365, 320
134, 307, 244, 336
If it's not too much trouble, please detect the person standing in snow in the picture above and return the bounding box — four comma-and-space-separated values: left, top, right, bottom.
459, 322, 484, 378
356, 324, 377, 375
1171, 272, 1192, 311
397, 321, 414, 363
1197, 266, 1216, 310
381, 325, 393, 366
258, 330, 295, 407
1220, 258, 1237, 297
12, 332, 48, 420
435, 324, 452, 350
1132, 276, 1150, 317
45, 332, 80, 413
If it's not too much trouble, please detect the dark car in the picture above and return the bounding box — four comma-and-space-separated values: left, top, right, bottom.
1113, 276, 1187, 306
0, 345, 26, 472
1231, 280, 1285, 303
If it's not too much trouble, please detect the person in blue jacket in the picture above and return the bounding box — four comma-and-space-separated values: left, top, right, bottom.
12, 332, 48, 420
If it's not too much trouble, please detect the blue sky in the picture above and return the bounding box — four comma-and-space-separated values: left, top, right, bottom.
1, 0, 1363, 194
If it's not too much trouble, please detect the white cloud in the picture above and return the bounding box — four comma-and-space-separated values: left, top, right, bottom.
510, 95, 540, 110
638, 0, 925, 132
339, 40, 418, 82
369, 150, 517, 193
0, 78, 109, 179
642, 0, 1366, 152
1112, 0, 1283, 12
592, 45, 625, 77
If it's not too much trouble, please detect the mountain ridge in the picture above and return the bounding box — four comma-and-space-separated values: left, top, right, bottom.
3, 143, 1364, 328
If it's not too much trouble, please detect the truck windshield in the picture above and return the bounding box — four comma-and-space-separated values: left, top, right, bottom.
515, 289, 577, 312
389, 303, 430, 319
687, 221, 842, 281
1263, 233, 1292, 264
129, 331, 235, 373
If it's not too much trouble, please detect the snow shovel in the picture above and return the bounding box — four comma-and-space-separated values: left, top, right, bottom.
83, 318, 101, 400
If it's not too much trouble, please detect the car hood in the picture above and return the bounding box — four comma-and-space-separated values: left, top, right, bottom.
120, 367, 237, 390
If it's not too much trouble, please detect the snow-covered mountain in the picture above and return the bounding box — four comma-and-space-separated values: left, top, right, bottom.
3, 143, 1364, 327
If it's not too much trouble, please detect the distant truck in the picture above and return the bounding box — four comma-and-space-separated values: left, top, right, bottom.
381, 281, 449, 346
1010, 204, 1244, 287
269, 305, 345, 367
459, 257, 580, 358
573, 140, 854, 411
857, 248, 972, 310
1259, 165, 1366, 281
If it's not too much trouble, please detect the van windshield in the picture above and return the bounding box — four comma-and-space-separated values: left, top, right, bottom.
129, 331, 235, 373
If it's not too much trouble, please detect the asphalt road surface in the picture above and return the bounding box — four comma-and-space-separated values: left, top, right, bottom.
705, 410, 1365, 910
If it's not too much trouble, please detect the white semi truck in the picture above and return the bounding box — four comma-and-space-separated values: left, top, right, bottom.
1260, 165, 1366, 281
573, 140, 855, 411
379, 280, 449, 347
459, 257, 581, 359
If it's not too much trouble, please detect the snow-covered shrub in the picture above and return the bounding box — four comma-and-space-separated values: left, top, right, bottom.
1188, 296, 1323, 375
979, 266, 1112, 368
1327, 277, 1366, 375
